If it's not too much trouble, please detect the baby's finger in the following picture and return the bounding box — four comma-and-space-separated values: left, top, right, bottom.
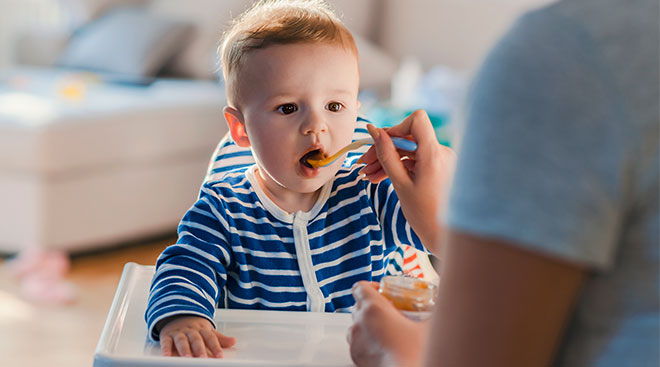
215, 331, 237, 348
200, 329, 223, 358
173, 333, 193, 357
187, 331, 208, 358
160, 335, 174, 357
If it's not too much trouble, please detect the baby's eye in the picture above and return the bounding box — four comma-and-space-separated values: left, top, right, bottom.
277, 104, 298, 115
327, 102, 343, 112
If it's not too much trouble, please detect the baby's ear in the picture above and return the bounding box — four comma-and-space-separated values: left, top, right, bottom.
224, 106, 250, 147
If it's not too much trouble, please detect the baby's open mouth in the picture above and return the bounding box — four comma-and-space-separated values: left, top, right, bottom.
300, 149, 323, 168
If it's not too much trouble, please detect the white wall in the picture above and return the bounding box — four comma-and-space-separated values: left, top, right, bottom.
378, 0, 556, 73
0, 0, 69, 69
0, 0, 557, 73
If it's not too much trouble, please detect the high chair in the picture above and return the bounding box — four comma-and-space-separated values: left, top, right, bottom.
93, 118, 438, 366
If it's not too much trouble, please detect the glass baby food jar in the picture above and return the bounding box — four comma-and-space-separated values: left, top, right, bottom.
378, 275, 438, 321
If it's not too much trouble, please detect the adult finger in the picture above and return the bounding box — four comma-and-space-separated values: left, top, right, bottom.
187, 331, 208, 358
160, 335, 174, 357
200, 328, 223, 358
397, 150, 416, 161
364, 169, 388, 184
352, 281, 381, 308
402, 158, 416, 172
173, 332, 193, 357
366, 281, 380, 290
356, 146, 377, 165
366, 124, 412, 189
357, 134, 416, 166
386, 110, 436, 148
359, 160, 382, 176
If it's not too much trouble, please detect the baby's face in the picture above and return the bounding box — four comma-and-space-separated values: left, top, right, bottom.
237, 42, 359, 195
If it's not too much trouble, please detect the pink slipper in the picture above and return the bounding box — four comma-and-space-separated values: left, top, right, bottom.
6, 248, 77, 305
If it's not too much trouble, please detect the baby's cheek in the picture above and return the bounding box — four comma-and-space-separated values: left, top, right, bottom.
254, 143, 281, 165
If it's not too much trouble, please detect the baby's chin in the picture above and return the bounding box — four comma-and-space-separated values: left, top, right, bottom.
258, 161, 341, 193
292, 168, 339, 192
292, 175, 332, 193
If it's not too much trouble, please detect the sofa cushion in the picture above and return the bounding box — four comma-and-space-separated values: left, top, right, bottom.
58, 6, 192, 78
0, 67, 226, 175
149, 0, 252, 80
0, 67, 229, 252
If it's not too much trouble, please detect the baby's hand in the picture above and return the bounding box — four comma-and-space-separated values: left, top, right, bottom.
159, 315, 236, 358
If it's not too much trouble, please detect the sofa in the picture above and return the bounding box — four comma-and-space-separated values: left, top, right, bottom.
0, 0, 550, 254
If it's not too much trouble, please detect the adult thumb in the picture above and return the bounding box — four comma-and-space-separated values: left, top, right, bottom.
366, 124, 412, 188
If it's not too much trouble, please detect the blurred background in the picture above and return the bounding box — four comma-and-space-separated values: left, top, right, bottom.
0, 0, 553, 366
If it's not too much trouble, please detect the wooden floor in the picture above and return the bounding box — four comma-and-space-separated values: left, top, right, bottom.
0, 235, 175, 367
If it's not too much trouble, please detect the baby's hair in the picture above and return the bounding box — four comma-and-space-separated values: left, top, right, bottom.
219, 0, 358, 106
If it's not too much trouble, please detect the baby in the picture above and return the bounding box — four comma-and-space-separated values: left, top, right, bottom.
145, 0, 438, 358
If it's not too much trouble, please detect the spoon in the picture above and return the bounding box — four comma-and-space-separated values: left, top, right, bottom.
306, 137, 417, 168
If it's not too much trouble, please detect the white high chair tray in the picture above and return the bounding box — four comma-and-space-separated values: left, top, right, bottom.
94, 263, 355, 367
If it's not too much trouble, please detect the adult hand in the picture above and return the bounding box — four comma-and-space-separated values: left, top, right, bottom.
159, 315, 236, 358
348, 281, 428, 367
358, 110, 455, 253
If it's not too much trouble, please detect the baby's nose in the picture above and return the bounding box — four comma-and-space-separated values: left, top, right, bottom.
301, 114, 328, 135
303, 126, 327, 135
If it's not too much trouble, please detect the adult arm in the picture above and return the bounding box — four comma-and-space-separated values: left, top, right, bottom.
426, 231, 585, 366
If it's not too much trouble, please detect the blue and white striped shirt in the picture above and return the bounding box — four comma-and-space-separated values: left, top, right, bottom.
146, 162, 424, 341
201, 117, 435, 280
